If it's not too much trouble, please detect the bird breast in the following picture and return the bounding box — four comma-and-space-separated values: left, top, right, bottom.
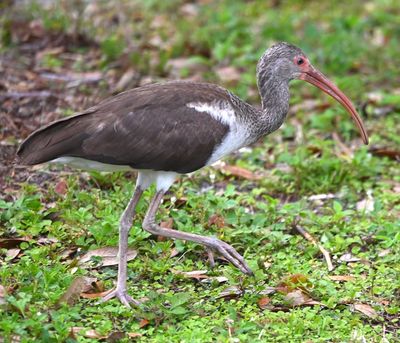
186, 101, 252, 165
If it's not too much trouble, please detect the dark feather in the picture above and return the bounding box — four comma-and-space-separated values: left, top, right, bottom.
17, 82, 232, 173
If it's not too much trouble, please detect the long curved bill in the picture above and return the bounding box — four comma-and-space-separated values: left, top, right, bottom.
300, 66, 369, 145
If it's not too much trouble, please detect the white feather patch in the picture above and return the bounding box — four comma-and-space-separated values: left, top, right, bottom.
186, 102, 251, 165
50, 157, 133, 172
136, 170, 177, 191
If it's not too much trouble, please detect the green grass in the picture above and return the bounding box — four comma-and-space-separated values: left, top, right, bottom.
1, 0, 399, 342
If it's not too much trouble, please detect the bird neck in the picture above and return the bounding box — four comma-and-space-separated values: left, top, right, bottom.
256, 70, 290, 136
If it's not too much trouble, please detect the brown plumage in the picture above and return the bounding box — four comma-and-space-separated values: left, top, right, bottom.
17, 82, 233, 173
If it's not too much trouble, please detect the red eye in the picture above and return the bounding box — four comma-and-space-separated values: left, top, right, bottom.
297, 57, 305, 65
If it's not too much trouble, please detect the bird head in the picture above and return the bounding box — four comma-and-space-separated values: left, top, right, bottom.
257, 42, 369, 145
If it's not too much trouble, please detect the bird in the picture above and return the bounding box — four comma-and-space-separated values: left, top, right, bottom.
17, 42, 369, 307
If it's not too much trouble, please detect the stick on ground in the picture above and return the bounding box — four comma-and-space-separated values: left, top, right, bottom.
294, 224, 334, 271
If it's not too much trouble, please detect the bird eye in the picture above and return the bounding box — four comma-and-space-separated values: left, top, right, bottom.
297, 57, 305, 66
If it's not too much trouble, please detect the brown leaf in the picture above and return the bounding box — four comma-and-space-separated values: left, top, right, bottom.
259, 286, 277, 295
79, 246, 137, 267
170, 247, 180, 257
58, 276, 97, 306
128, 332, 142, 338
369, 147, 400, 160
353, 303, 378, 319
258, 296, 271, 309
173, 270, 209, 280
0, 285, 6, 305
208, 214, 225, 228
139, 319, 149, 328
201, 276, 228, 284
107, 331, 126, 342
338, 253, 361, 263
284, 290, 322, 307
160, 218, 174, 229
6, 248, 20, 260
277, 274, 311, 294
158, 218, 174, 241
0, 238, 28, 249
59, 248, 77, 260
216, 286, 243, 299
54, 179, 68, 195
80, 289, 113, 299
329, 275, 355, 282
70, 327, 106, 339
37, 237, 58, 245
220, 165, 262, 181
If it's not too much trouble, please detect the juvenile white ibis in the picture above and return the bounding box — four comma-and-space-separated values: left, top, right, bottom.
17, 42, 368, 307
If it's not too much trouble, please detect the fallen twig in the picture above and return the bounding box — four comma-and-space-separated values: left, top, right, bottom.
294, 223, 334, 271
0, 91, 54, 100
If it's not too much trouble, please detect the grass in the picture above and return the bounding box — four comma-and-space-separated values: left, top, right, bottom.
1, 0, 399, 342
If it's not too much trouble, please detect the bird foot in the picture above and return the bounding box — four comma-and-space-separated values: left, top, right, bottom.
99, 288, 140, 308
205, 238, 253, 275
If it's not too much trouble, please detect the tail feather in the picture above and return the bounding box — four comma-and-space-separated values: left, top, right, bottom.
17, 111, 93, 165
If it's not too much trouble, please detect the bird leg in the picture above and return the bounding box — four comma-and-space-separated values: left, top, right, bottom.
100, 186, 143, 307
142, 190, 253, 275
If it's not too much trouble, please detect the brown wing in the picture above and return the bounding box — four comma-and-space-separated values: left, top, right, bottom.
17, 82, 231, 173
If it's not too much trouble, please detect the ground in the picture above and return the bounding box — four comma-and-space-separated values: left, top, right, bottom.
0, 1, 399, 342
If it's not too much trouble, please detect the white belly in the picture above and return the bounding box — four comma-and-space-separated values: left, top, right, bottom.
50, 156, 133, 172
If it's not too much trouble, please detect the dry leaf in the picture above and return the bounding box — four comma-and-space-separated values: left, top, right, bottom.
208, 214, 225, 228
80, 289, 113, 299
201, 276, 228, 284
0, 285, 6, 305
277, 274, 311, 294
59, 248, 76, 260
139, 319, 149, 328
338, 253, 361, 263
158, 218, 174, 241
284, 290, 322, 307
70, 327, 106, 339
6, 248, 20, 260
170, 247, 180, 257
79, 246, 137, 267
369, 147, 400, 160
128, 332, 143, 338
58, 276, 97, 306
352, 303, 378, 319
258, 297, 271, 309
37, 237, 58, 245
378, 249, 391, 257
329, 275, 355, 282
259, 286, 277, 295
173, 270, 208, 280
54, 179, 68, 195
356, 191, 374, 213
216, 286, 243, 299
220, 165, 262, 181
0, 238, 28, 249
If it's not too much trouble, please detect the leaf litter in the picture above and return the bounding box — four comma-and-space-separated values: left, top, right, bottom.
79, 246, 137, 267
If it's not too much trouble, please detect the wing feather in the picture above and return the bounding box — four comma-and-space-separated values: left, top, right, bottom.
18, 82, 231, 173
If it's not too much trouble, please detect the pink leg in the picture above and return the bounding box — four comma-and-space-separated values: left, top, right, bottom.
142, 191, 253, 275
100, 186, 143, 307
